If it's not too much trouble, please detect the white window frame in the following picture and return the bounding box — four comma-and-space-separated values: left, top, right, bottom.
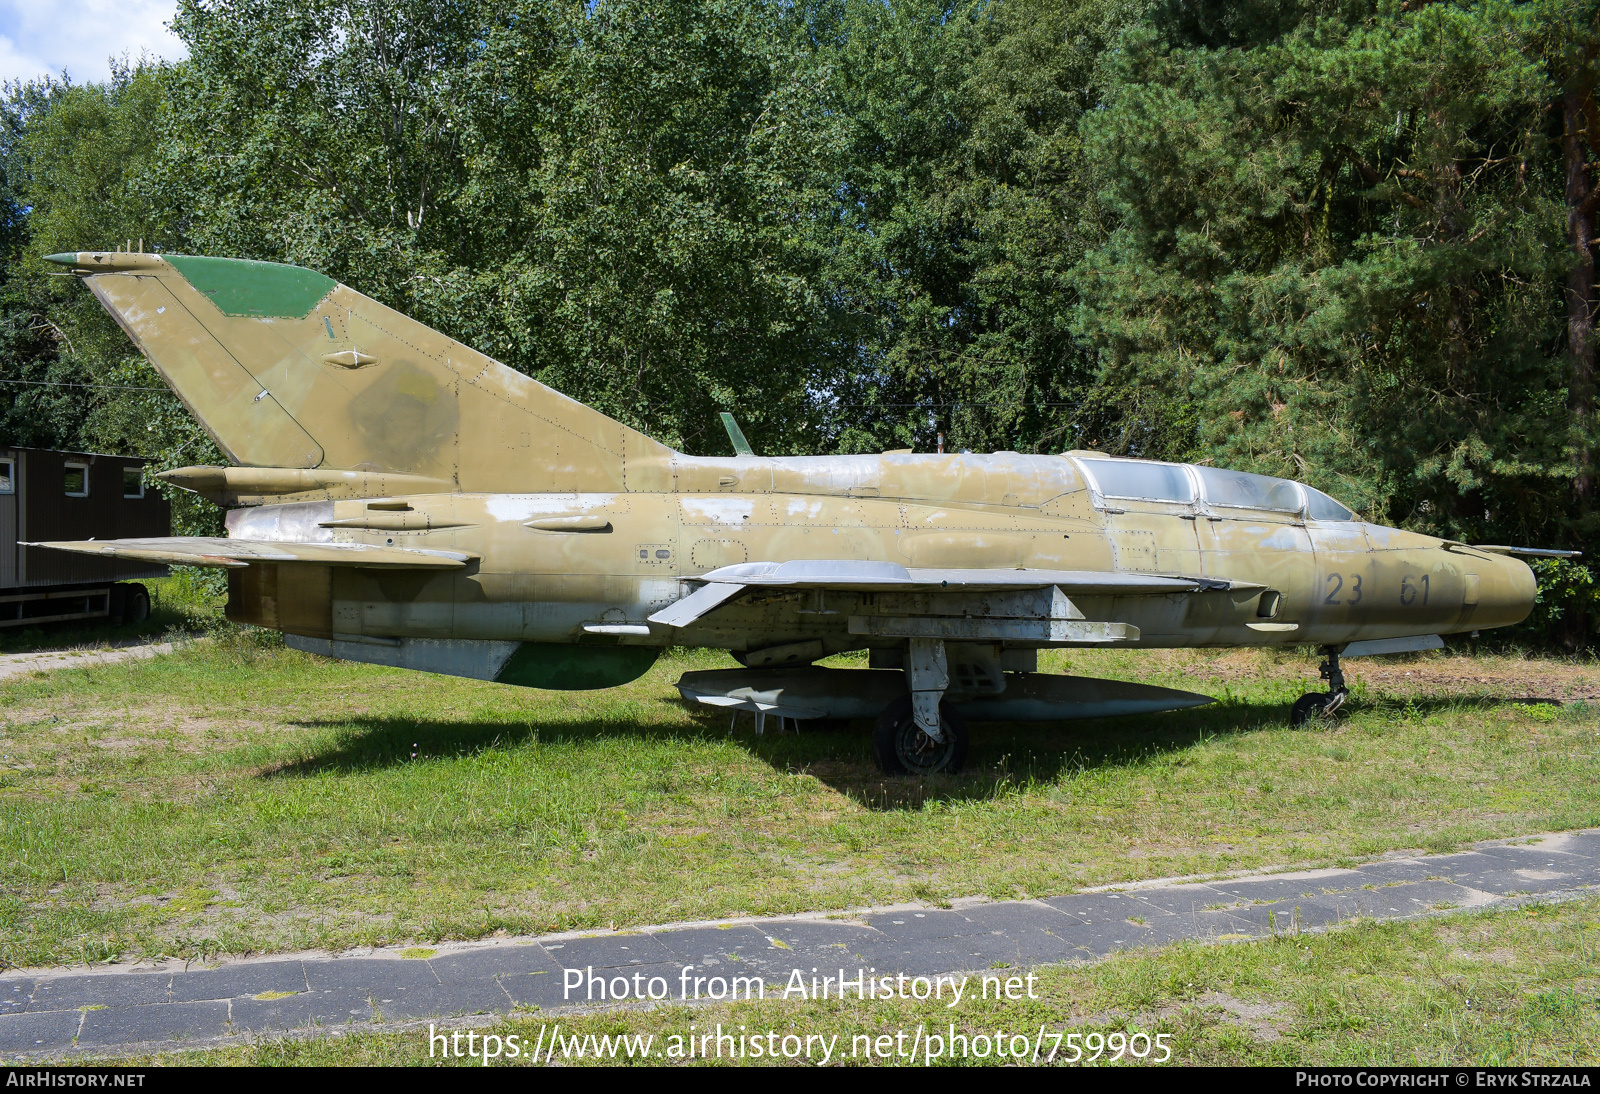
122, 465, 145, 499
64, 461, 89, 498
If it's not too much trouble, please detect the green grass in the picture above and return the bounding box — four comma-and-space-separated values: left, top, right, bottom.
93, 894, 1600, 1066
0, 637, 1597, 969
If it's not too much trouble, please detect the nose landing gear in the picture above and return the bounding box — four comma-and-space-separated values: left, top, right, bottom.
1291, 645, 1349, 726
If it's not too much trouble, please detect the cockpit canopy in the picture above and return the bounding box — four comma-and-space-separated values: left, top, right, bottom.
1073, 457, 1355, 521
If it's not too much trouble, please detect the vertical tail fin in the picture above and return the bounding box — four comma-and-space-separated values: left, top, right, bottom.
49, 251, 675, 493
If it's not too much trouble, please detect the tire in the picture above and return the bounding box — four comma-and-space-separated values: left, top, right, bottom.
1290, 692, 1330, 727
123, 584, 151, 625
872, 695, 968, 775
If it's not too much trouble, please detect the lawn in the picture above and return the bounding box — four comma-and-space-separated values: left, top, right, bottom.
0, 629, 1596, 970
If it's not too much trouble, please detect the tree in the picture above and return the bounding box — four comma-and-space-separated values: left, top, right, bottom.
1079, 0, 1591, 564
158, 0, 853, 455
817, 0, 1144, 455
0, 62, 226, 534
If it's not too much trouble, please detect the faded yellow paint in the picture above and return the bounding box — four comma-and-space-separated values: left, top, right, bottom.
45, 251, 1537, 664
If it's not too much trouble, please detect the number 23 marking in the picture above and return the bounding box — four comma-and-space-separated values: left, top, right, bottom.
1323, 573, 1363, 606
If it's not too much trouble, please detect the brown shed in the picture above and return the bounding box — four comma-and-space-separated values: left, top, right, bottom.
0, 448, 171, 624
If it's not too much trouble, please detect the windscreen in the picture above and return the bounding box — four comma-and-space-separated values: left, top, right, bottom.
1195, 466, 1303, 512
1078, 459, 1195, 503
1304, 486, 1355, 521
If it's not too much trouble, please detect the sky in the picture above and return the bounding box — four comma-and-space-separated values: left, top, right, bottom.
0, 0, 185, 87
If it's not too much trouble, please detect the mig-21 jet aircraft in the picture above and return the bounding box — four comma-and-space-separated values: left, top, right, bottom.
31, 250, 1563, 774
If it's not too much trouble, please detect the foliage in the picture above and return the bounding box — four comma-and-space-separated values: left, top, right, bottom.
155, 0, 856, 455
1076, 0, 1597, 554
1516, 557, 1600, 647
817, 0, 1147, 454
0, 62, 226, 534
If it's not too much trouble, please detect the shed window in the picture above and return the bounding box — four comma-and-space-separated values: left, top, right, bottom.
64, 462, 88, 497
1196, 467, 1303, 512
123, 467, 144, 498
1078, 458, 1195, 504
1305, 487, 1355, 521
0, 459, 12, 494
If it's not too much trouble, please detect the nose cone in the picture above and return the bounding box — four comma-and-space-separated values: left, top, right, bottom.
1475, 553, 1538, 630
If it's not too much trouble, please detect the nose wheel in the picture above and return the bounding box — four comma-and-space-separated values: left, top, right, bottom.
1291, 645, 1349, 727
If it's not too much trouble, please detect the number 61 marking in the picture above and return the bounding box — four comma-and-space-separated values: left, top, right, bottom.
1323, 573, 1364, 605
1400, 574, 1429, 606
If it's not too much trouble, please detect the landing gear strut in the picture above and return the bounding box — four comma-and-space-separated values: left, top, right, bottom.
873, 637, 968, 774
1291, 645, 1348, 726
873, 695, 969, 775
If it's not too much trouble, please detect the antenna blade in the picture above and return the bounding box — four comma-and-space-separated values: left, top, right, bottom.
719, 412, 755, 456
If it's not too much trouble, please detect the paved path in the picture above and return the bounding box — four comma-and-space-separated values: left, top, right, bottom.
0, 641, 176, 681
2, 829, 1596, 1059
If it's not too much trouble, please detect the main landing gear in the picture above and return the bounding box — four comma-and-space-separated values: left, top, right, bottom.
872, 637, 970, 775
873, 695, 969, 775
1291, 645, 1349, 727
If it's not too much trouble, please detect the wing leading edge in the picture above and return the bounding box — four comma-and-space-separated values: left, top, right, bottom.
648, 558, 1261, 631
25, 537, 475, 570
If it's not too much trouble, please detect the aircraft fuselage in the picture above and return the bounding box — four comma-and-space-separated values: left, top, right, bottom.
222, 450, 1535, 655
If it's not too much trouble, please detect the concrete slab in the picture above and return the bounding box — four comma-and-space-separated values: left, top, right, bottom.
303, 957, 438, 995
651, 925, 779, 967
0, 641, 177, 682
1204, 872, 1362, 903
986, 926, 1081, 964
27, 971, 171, 1012
230, 987, 376, 1032
1118, 884, 1231, 917
1344, 858, 1440, 885
1296, 880, 1470, 920
539, 933, 677, 969
954, 901, 1082, 936
1129, 908, 1256, 944
427, 944, 566, 985
0, 979, 32, 1015
168, 960, 307, 1003
845, 935, 1023, 977
864, 910, 980, 942
1040, 892, 1148, 926
76, 1000, 229, 1048
369, 979, 511, 1022
1216, 897, 1351, 934
0, 1010, 80, 1053
754, 919, 882, 967
1459, 846, 1600, 890
498, 969, 574, 1010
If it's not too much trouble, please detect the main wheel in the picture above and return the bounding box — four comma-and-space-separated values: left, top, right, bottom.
872, 695, 968, 775
1290, 692, 1333, 727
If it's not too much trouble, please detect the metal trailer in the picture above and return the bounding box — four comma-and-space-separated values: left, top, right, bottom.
0, 448, 171, 627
